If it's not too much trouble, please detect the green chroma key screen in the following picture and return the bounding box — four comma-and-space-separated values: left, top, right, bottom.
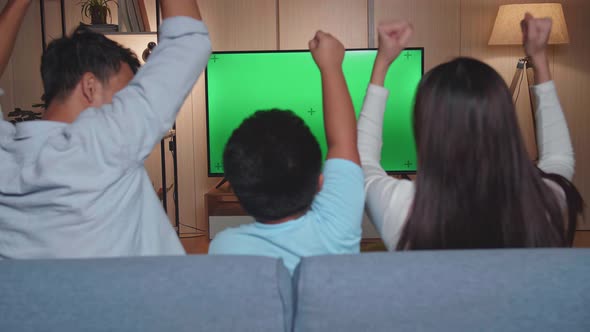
205, 48, 423, 176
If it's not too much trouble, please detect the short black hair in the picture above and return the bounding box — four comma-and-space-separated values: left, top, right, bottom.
223, 109, 322, 222
41, 25, 141, 106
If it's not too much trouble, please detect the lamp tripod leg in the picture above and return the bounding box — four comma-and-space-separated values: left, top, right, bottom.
525, 62, 539, 162
511, 58, 539, 162
510, 64, 524, 95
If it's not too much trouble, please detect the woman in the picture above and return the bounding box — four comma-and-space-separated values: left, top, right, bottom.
358, 15, 584, 250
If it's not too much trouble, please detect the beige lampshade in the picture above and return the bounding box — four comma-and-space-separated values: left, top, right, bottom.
489, 3, 569, 45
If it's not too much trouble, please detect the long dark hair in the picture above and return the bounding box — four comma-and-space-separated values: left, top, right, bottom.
396, 57, 584, 250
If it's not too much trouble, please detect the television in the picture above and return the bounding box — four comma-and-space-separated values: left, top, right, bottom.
205, 48, 424, 176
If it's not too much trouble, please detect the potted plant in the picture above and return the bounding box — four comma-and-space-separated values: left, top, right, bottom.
79, 0, 117, 25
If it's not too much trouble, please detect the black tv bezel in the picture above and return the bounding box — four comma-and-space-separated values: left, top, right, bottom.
205, 47, 425, 177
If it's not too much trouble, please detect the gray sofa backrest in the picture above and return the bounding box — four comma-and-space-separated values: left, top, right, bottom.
0, 255, 292, 332
293, 249, 590, 332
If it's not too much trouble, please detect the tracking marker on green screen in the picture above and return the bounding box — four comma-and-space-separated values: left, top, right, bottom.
205, 48, 423, 176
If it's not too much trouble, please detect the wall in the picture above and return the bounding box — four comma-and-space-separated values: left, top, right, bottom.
0, 0, 43, 119
460, 0, 590, 229
553, 0, 590, 230
1, 0, 588, 232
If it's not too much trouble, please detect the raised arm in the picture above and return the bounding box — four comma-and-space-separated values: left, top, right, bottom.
160, 0, 201, 20
357, 21, 415, 249
522, 14, 575, 180
309, 31, 360, 165
361, 21, 413, 168
0, 0, 31, 77
73, 0, 211, 163
306, 32, 364, 248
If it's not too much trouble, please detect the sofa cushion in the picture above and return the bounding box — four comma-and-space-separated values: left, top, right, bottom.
0, 255, 292, 332
293, 249, 590, 332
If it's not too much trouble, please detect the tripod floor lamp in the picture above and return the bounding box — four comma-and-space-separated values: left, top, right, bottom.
488, 3, 569, 156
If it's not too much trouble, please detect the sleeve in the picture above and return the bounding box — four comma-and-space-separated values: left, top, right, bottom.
70, 17, 212, 166
311, 158, 365, 245
357, 84, 415, 250
533, 81, 575, 181
0, 88, 4, 120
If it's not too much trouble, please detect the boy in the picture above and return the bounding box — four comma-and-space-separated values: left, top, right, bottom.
209, 31, 365, 273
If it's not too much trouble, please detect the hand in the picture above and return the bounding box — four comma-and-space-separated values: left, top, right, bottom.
309, 31, 345, 72
375, 20, 413, 65
521, 13, 552, 59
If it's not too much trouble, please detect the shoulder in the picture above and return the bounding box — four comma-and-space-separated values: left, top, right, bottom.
208, 224, 258, 253
211, 225, 250, 241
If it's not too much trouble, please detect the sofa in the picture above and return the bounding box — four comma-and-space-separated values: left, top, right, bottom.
1, 249, 588, 332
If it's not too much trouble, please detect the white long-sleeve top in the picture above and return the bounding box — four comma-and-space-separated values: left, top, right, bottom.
357, 81, 575, 250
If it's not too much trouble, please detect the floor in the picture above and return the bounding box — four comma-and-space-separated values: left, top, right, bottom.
573, 230, 590, 247
181, 230, 590, 254
180, 235, 210, 254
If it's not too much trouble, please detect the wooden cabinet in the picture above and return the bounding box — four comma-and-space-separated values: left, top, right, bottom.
204, 182, 253, 240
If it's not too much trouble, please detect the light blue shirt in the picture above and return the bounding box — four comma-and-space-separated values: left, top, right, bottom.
209, 159, 365, 273
0, 17, 212, 259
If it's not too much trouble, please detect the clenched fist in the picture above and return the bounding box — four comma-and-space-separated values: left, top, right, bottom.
521, 13, 552, 59
376, 20, 413, 65
309, 31, 345, 72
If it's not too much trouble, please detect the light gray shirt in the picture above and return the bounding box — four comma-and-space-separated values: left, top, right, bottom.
0, 17, 212, 259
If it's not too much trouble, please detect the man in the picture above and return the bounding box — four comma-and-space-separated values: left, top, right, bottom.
0, 0, 211, 258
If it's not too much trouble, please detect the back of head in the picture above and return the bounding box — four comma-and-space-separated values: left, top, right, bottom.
399, 57, 567, 249
41, 25, 141, 106
223, 109, 322, 222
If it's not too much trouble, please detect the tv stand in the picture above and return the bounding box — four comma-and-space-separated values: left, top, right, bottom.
205, 181, 253, 240
399, 174, 412, 180
215, 177, 229, 189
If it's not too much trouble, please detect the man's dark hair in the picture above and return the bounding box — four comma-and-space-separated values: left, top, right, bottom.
41, 25, 141, 106
223, 109, 322, 222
